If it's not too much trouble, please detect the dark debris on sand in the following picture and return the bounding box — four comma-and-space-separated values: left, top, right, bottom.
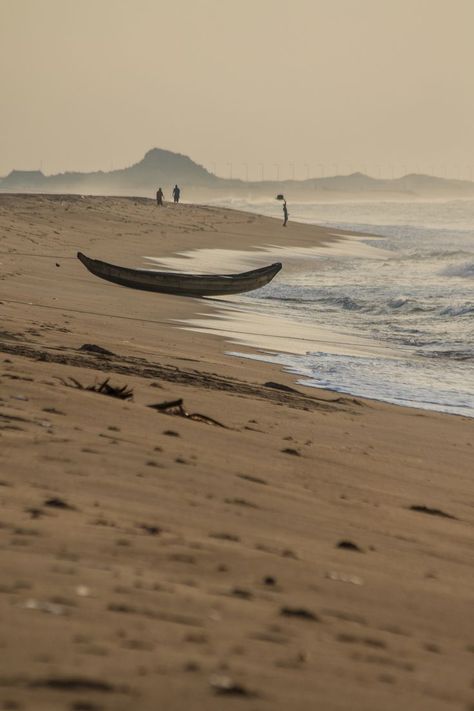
78, 344, 115, 356
44, 497, 76, 511
29, 676, 118, 693
280, 606, 320, 622
337, 540, 364, 552
409, 505, 457, 520
148, 398, 228, 428
58, 377, 133, 400
281, 447, 301, 456
209, 675, 257, 698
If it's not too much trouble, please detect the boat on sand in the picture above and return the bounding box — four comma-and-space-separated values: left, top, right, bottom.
77, 252, 282, 297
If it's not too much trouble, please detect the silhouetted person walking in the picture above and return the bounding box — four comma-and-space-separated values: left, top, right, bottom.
156, 187, 164, 206
276, 193, 289, 226
172, 184, 181, 203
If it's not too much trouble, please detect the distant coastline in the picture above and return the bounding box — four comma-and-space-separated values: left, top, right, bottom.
1, 147, 474, 201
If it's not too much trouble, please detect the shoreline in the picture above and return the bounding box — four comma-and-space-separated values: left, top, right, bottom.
0, 193, 349, 397
1, 191, 470, 419
149, 235, 472, 419
1, 194, 473, 711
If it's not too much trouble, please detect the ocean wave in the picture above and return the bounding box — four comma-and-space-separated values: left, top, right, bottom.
260, 295, 308, 304
441, 261, 474, 278
426, 249, 474, 259
439, 303, 474, 317
374, 296, 431, 314
261, 294, 365, 310
386, 249, 474, 264
331, 296, 364, 311
224, 199, 474, 417
387, 296, 410, 309
264, 292, 436, 315
328, 294, 433, 315
319, 221, 474, 238
420, 349, 473, 361
263, 288, 473, 321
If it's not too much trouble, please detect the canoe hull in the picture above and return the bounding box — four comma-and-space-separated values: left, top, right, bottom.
77, 252, 282, 297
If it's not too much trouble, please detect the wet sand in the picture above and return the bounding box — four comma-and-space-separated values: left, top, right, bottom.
0, 194, 473, 711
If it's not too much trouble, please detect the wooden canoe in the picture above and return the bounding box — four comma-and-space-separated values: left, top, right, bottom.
77, 252, 282, 297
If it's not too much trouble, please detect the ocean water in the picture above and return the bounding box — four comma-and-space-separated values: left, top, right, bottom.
153, 198, 474, 417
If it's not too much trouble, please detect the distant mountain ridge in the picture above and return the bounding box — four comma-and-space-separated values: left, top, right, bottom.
1, 147, 473, 200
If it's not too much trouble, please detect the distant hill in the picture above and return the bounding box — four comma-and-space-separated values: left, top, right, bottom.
2, 170, 47, 188
0, 149, 218, 193
1, 148, 474, 200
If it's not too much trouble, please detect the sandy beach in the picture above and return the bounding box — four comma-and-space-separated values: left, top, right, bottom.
1, 194, 473, 711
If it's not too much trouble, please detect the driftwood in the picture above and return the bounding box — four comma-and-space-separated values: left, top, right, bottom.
148, 398, 228, 428
58, 377, 133, 400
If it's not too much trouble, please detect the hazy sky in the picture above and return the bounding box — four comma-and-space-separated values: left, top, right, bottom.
1, 0, 473, 180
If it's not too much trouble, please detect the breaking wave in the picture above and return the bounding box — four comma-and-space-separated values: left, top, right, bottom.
441, 261, 474, 278
439, 303, 474, 317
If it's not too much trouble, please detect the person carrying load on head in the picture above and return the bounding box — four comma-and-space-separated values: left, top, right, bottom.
276, 194, 288, 226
